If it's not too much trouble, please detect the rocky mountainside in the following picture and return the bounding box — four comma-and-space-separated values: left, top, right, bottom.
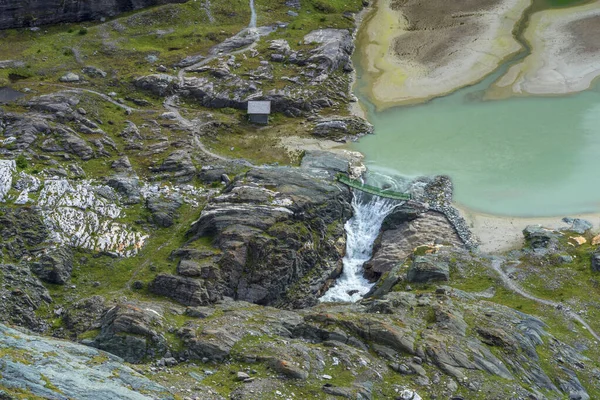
0, 0, 187, 30
1, 0, 600, 399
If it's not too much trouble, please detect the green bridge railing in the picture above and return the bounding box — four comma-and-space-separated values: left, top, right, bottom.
335, 174, 411, 201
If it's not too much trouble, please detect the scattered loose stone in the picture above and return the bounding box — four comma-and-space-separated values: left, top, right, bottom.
237, 371, 251, 381
59, 72, 80, 82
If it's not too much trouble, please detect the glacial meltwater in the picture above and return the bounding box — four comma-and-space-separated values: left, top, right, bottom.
353, 74, 600, 217
320, 189, 403, 302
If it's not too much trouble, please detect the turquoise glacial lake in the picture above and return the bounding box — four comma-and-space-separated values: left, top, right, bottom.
353, 76, 600, 217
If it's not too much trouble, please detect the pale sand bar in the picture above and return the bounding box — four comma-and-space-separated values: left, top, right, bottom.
491, 0, 600, 97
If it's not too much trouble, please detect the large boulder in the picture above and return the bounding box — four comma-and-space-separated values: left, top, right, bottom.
523, 225, 561, 250
150, 149, 196, 182
90, 303, 167, 363
106, 176, 141, 205
0, 206, 48, 260
406, 256, 450, 283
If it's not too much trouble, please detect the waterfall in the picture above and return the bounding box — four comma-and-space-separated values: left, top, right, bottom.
249, 0, 257, 28
320, 190, 402, 303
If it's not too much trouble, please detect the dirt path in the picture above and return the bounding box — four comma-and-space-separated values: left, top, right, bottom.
164, 95, 254, 166
489, 257, 600, 342
46, 84, 141, 113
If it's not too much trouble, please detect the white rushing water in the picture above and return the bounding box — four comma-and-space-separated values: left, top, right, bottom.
249, 0, 257, 28
320, 190, 402, 303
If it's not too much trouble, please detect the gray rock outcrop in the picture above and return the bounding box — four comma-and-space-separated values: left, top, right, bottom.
30, 247, 74, 285
0, 323, 172, 399
90, 303, 167, 363
364, 211, 462, 281
151, 166, 352, 308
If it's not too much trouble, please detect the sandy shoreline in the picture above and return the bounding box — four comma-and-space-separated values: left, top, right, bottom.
490, 0, 600, 98
457, 205, 600, 253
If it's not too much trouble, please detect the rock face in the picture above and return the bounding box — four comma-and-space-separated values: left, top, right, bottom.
151, 166, 352, 308
0, 0, 187, 30
0, 263, 52, 331
30, 247, 74, 284
364, 211, 462, 281
0, 323, 172, 399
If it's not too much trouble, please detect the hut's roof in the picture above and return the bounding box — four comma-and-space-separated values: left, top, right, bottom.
247, 101, 271, 114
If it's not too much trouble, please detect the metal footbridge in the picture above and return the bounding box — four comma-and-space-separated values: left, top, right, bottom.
336, 174, 412, 201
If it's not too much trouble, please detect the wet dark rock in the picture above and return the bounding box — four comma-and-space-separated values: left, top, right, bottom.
406, 256, 449, 283
30, 247, 74, 285
367, 264, 403, 298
